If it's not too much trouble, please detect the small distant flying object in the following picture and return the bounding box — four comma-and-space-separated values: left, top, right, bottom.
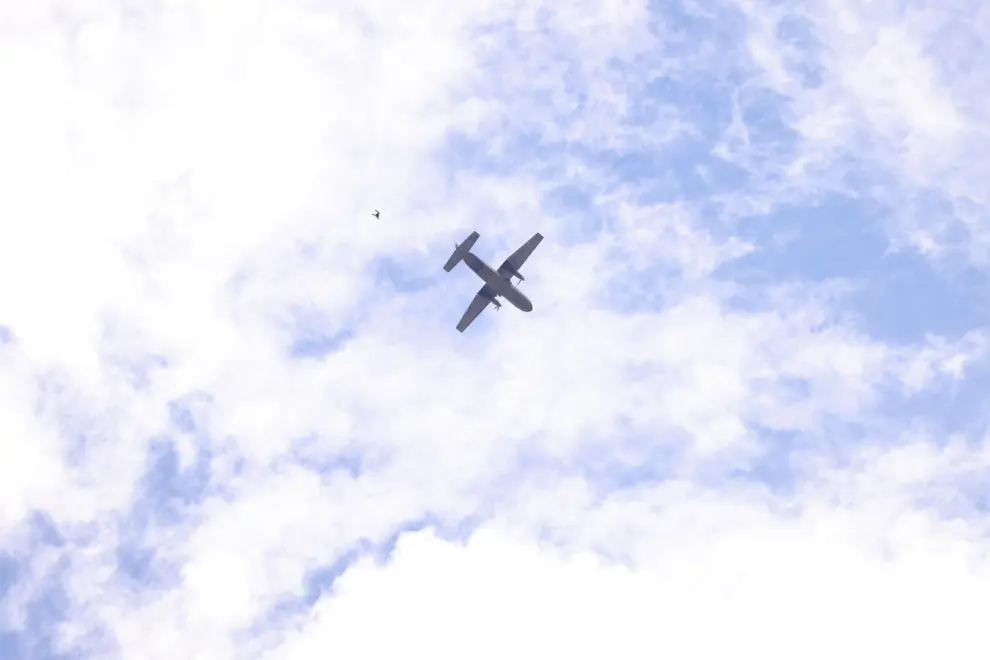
443, 230, 543, 332
372, 210, 380, 219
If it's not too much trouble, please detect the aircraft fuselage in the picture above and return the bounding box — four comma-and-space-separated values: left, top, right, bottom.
459, 249, 533, 312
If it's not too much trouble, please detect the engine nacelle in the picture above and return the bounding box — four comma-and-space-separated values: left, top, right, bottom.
502, 264, 524, 282
480, 288, 501, 309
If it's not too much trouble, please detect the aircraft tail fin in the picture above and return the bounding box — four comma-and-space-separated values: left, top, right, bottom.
443, 231, 479, 272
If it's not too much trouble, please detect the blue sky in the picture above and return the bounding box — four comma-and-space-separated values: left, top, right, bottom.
2, 0, 990, 658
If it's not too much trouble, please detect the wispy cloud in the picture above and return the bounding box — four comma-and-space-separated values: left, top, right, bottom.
0, 0, 989, 658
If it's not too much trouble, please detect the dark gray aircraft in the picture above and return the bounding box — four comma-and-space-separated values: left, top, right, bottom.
443, 230, 544, 332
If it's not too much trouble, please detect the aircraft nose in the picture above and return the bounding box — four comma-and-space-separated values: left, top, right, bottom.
520, 297, 533, 312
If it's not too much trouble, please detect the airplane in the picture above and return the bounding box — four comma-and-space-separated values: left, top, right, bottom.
443, 230, 543, 332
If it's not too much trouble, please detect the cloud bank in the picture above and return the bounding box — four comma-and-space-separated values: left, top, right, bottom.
1, 0, 989, 658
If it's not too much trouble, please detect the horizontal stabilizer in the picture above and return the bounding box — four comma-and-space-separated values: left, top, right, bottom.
443, 230, 480, 271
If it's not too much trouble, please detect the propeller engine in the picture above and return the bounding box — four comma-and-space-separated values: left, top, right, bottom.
480, 288, 501, 310
502, 264, 524, 283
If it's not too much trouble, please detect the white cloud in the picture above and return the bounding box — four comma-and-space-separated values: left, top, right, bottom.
0, 0, 988, 658
727, 0, 990, 261
270, 487, 990, 660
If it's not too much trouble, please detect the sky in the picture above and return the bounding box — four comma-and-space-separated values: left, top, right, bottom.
1, 0, 990, 657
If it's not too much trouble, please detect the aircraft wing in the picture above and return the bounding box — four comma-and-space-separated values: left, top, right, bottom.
498, 232, 543, 275
456, 285, 494, 332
